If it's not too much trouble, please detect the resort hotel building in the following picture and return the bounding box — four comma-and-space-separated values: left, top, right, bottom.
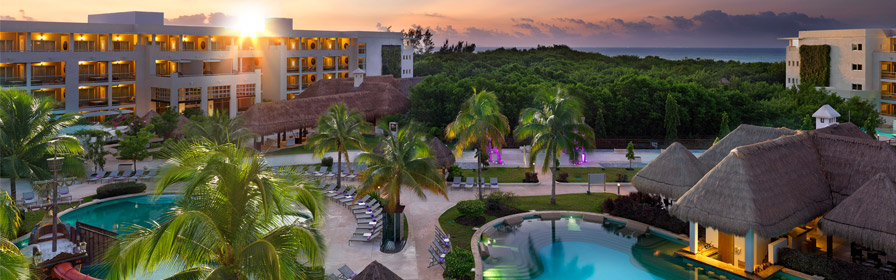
782, 28, 896, 130
0, 11, 414, 119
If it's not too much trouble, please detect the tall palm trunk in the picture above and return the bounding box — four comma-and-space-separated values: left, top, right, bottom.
336, 144, 342, 188
9, 177, 16, 205
477, 148, 483, 200
344, 150, 353, 174
550, 164, 557, 205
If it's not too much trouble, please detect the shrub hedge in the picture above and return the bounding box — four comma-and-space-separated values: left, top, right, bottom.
601, 192, 688, 234
447, 165, 463, 181
456, 200, 485, 218
444, 249, 475, 279
779, 248, 894, 280
799, 45, 831, 87
484, 191, 516, 211
321, 157, 333, 168
96, 182, 146, 199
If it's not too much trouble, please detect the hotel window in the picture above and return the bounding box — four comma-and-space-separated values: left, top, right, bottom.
236, 84, 255, 112
178, 87, 201, 101
151, 87, 170, 101
207, 85, 230, 100
852, 44, 863, 51
852, 64, 863, 71
852, 84, 863, 90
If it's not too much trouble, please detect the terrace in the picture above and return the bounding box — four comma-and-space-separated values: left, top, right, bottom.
0, 62, 27, 87
31, 62, 66, 85
0, 32, 27, 52
78, 85, 108, 108
30, 33, 70, 52
31, 88, 65, 110
78, 61, 109, 84
111, 61, 136, 81
73, 33, 109, 52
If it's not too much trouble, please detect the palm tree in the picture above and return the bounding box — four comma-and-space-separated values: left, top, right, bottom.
515, 88, 595, 205
0, 193, 30, 280
105, 141, 326, 280
445, 89, 510, 200
184, 110, 256, 145
0, 89, 84, 202
355, 124, 447, 244
307, 103, 370, 188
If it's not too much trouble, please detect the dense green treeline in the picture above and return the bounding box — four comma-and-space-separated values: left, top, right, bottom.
408, 45, 879, 140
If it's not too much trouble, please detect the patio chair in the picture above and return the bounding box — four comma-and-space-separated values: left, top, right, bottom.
314, 167, 328, 177
114, 170, 134, 182
325, 186, 347, 198
357, 213, 383, 224
452, 177, 462, 190
128, 170, 145, 181
490, 177, 500, 190
87, 171, 107, 184
355, 208, 382, 219
464, 177, 474, 190
334, 189, 356, 201
20, 192, 38, 209
57, 186, 73, 202
337, 264, 355, 279
139, 169, 157, 182
102, 171, 121, 183
428, 246, 446, 268
352, 200, 378, 211
349, 228, 382, 245
353, 204, 380, 214
341, 194, 368, 206
356, 220, 380, 229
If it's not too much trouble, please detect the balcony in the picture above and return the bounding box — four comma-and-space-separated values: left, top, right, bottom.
883, 92, 896, 101
112, 41, 133, 52
323, 65, 336, 71
338, 64, 349, 71
112, 72, 135, 81
74, 41, 106, 52
0, 76, 26, 87
287, 83, 301, 91
31, 75, 65, 85
80, 74, 109, 84
287, 67, 300, 73
883, 72, 896, 80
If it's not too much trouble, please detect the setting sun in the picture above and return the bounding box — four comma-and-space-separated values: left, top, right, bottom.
231, 14, 265, 37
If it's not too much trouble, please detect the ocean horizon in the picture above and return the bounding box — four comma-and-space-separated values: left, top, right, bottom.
476, 47, 785, 63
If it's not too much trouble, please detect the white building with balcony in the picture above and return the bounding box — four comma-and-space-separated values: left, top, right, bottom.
782, 28, 896, 126
0, 11, 412, 119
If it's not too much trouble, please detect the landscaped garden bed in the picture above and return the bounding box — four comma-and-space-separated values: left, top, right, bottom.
458, 167, 640, 183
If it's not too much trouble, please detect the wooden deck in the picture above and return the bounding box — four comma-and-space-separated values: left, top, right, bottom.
676, 249, 784, 280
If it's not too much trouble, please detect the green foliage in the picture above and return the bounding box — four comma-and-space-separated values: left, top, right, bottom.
307, 103, 370, 187
456, 200, 485, 218
625, 141, 635, 169
444, 249, 475, 279
382, 45, 402, 78
779, 248, 893, 280
484, 191, 516, 211
0, 89, 85, 202
181, 107, 203, 119
863, 114, 879, 139
719, 112, 731, 137
664, 95, 681, 140
73, 129, 112, 172
799, 45, 831, 87
445, 89, 510, 199
96, 182, 147, 199
0, 236, 31, 280
0, 193, 20, 239
320, 157, 333, 168
184, 111, 255, 145
447, 165, 463, 180
116, 124, 154, 171
150, 110, 180, 139
102, 114, 142, 130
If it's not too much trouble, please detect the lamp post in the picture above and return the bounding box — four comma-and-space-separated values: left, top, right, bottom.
617, 183, 621, 195
47, 156, 64, 252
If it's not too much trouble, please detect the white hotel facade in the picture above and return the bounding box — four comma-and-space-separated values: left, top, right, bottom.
0, 11, 413, 119
783, 28, 896, 125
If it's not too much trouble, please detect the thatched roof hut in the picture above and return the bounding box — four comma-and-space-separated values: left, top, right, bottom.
812, 122, 871, 140
429, 137, 455, 168
242, 75, 413, 136
672, 133, 833, 238
352, 260, 403, 280
810, 132, 896, 204
697, 124, 797, 167
632, 142, 709, 200
818, 173, 896, 253
141, 110, 160, 122
170, 115, 191, 138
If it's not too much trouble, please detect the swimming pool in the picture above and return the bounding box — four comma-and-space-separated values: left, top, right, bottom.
480, 214, 751, 280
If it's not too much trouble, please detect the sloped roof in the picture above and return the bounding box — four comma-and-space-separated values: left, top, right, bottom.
353, 260, 403, 280
812, 122, 871, 140
672, 132, 833, 238
812, 104, 841, 118
818, 173, 896, 253
697, 124, 797, 167
632, 142, 710, 200
429, 137, 455, 168
810, 132, 896, 204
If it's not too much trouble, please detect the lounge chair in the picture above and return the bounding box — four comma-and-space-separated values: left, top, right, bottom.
128, 170, 145, 181
357, 214, 383, 224
314, 167, 328, 177
354, 223, 382, 234
337, 264, 355, 279
349, 228, 382, 245
344, 172, 357, 181
102, 171, 121, 183
325, 186, 348, 198
356, 220, 380, 229
87, 171, 107, 183
353, 205, 380, 214
464, 177, 474, 190
452, 177, 462, 190
334, 189, 356, 201
139, 169, 157, 182
341, 194, 368, 206
352, 200, 378, 210
355, 208, 382, 219
114, 170, 134, 182
57, 186, 73, 203
490, 177, 499, 190
428, 246, 446, 268
20, 192, 38, 209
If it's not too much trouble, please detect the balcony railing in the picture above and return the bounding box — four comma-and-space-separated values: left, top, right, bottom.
287, 84, 300, 91
883, 72, 896, 80
338, 64, 349, 71
882, 92, 896, 101
301, 66, 315, 72
323, 65, 336, 71
32, 41, 62, 52
79, 98, 108, 108
31, 75, 66, 85
112, 72, 135, 81
287, 67, 300, 73
111, 95, 135, 106
74, 42, 105, 52
80, 74, 109, 83
0, 77, 27, 87
112, 42, 133, 51
240, 67, 258, 73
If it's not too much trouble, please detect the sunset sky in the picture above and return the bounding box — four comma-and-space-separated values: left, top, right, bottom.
1, 0, 892, 48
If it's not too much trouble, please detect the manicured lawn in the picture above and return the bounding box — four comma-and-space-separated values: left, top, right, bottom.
264, 135, 381, 156
437, 193, 617, 252
459, 167, 533, 183
458, 167, 640, 183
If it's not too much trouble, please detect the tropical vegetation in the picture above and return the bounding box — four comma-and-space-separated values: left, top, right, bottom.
515, 88, 596, 205
307, 103, 370, 188
0, 193, 29, 280
0, 89, 84, 202
184, 111, 256, 145
105, 141, 326, 280
445, 89, 510, 199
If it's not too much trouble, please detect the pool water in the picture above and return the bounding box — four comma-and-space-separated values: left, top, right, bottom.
480, 216, 747, 280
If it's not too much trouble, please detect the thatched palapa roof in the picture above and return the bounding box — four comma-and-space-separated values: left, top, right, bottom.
812, 122, 871, 140
811, 132, 896, 204
632, 142, 709, 200
352, 260, 403, 280
429, 137, 455, 168
697, 124, 797, 167
818, 173, 896, 253
141, 110, 160, 122
672, 132, 833, 238
242, 75, 415, 136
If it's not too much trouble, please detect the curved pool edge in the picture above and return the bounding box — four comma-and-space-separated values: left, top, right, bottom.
470, 210, 689, 280
56, 191, 182, 217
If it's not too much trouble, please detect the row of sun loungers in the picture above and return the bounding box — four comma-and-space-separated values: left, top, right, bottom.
85, 169, 157, 184
315, 182, 383, 246
16, 187, 77, 211
450, 176, 500, 191
428, 225, 453, 269
272, 165, 366, 181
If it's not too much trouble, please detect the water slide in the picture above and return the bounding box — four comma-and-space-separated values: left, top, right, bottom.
52, 262, 102, 280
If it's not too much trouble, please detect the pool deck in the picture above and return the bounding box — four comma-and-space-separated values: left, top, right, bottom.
676, 250, 785, 280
